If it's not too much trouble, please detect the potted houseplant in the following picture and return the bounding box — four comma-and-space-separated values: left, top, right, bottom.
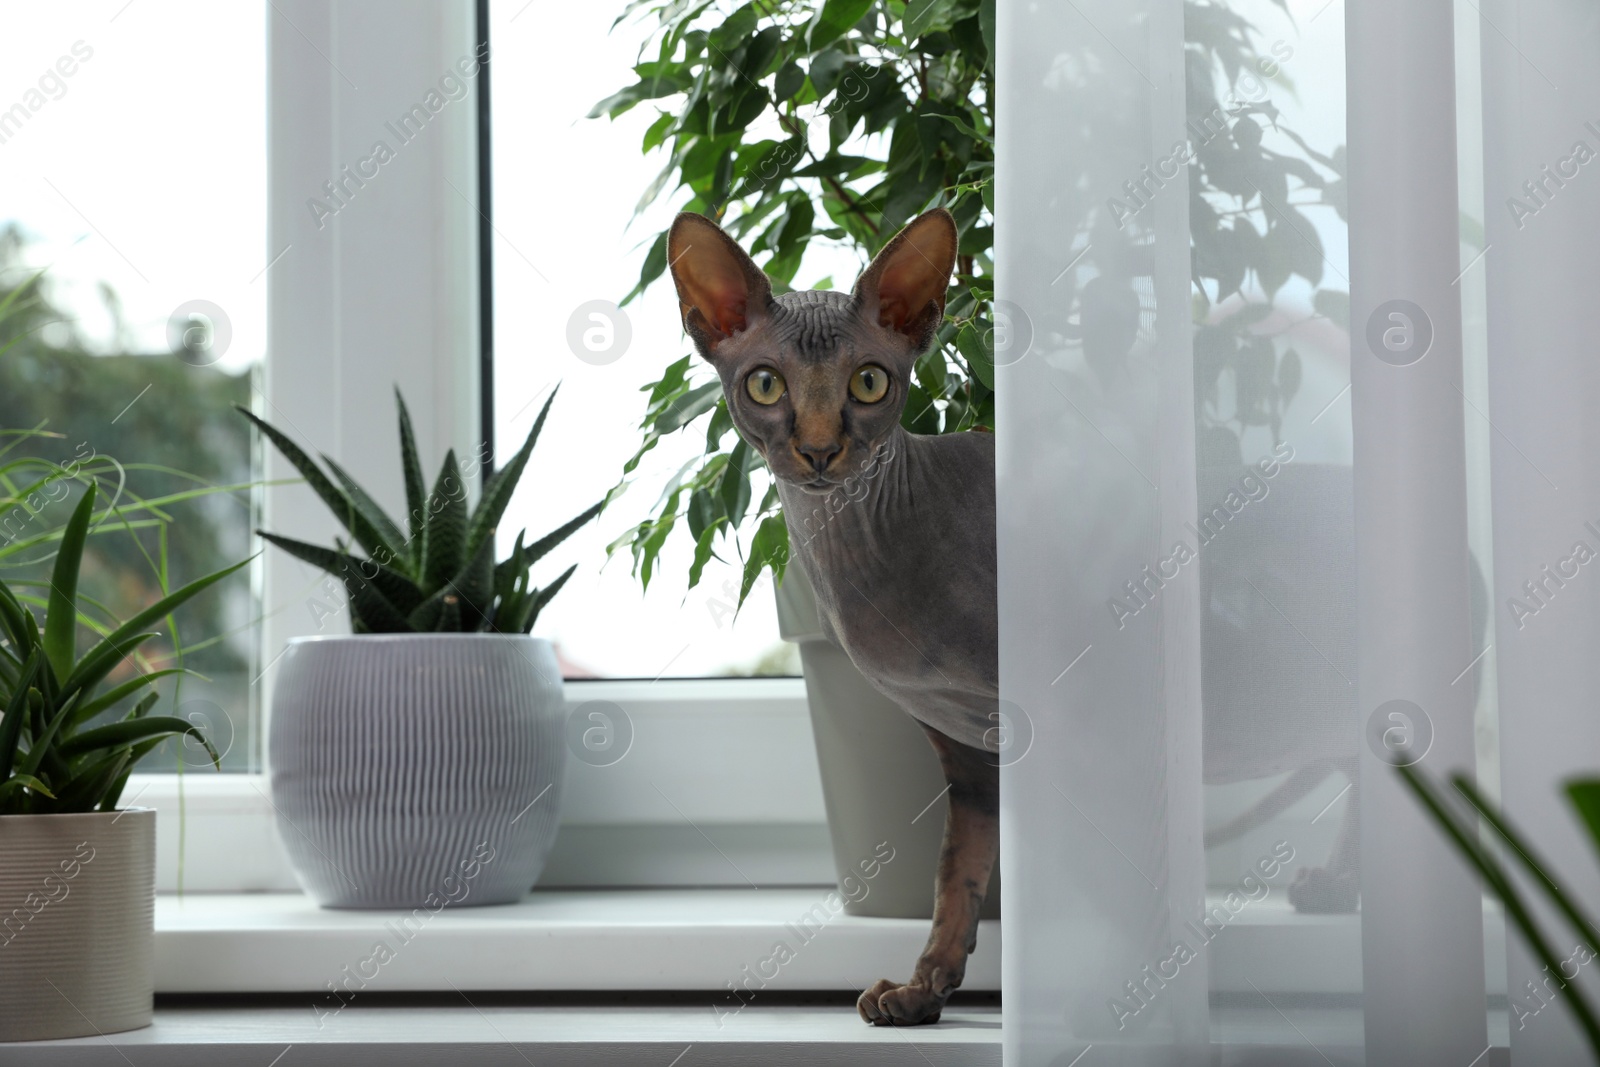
0, 486, 236, 1042
243, 389, 600, 908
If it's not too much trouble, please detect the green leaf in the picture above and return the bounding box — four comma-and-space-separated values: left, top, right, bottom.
957, 322, 994, 389
588, 73, 694, 120
0, 652, 43, 785
349, 571, 419, 634
420, 451, 469, 592
63, 557, 252, 700
437, 592, 462, 633
43, 485, 95, 684
904, 0, 957, 39
450, 529, 497, 630
322, 455, 408, 569
257, 532, 424, 616
739, 515, 790, 607
468, 388, 557, 563
623, 231, 670, 306
237, 406, 393, 560
775, 60, 806, 103
60, 715, 219, 768
53, 750, 131, 812
642, 110, 675, 153
524, 564, 577, 634
396, 390, 429, 568
1568, 779, 1600, 860
657, 381, 723, 433
687, 522, 723, 591
68, 668, 191, 728
0, 773, 54, 802
808, 0, 874, 51
495, 502, 604, 590
719, 440, 754, 528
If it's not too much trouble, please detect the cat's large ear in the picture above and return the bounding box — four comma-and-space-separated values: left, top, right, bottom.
667, 212, 774, 361
853, 208, 958, 351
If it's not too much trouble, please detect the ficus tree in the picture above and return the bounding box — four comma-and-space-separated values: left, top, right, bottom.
594, 0, 1345, 605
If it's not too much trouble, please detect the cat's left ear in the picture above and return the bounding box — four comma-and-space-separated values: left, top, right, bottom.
853, 208, 958, 352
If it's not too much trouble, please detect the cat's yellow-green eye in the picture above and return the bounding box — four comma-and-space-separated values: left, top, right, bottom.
746, 367, 786, 405
850, 364, 890, 404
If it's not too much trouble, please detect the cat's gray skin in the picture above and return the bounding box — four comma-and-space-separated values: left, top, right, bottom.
668, 208, 997, 1026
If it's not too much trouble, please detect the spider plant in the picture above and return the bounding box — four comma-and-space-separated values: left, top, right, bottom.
0, 484, 247, 814
240, 387, 600, 634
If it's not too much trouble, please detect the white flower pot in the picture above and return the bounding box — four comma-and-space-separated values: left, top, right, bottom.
0, 809, 154, 1042
270, 634, 566, 908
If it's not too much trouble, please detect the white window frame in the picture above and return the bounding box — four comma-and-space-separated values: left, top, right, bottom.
139, 0, 822, 894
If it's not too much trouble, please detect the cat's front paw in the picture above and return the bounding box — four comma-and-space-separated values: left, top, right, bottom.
1288, 866, 1359, 914
857, 978, 945, 1026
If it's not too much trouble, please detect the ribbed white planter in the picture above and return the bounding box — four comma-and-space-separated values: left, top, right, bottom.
0, 809, 154, 1042
269, 634, 566, 909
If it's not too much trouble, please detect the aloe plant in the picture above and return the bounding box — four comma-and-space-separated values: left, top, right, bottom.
241, 388, 599, 635
0, 485, 244, 815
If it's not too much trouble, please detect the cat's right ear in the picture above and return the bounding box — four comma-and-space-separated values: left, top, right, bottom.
667, 212, 773, 361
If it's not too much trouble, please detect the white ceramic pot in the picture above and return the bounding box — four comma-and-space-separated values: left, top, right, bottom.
0, 808, 154, 1042
270, 634, 566, 908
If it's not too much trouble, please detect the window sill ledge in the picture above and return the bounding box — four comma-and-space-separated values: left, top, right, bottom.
6, 1001, 1003, 1066
154, 888, 1002, 994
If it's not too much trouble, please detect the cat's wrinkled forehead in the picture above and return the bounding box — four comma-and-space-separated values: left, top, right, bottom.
766, 290, 861, 362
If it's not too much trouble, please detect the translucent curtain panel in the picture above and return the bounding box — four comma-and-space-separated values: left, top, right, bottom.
1346, 0, 1489, 1061
997, 0, 1208, 1061
1480, 0, 1600, 1062
998, 0, 1497, 1061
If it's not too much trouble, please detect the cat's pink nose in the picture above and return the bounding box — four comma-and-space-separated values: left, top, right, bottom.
797, 442, 841, 474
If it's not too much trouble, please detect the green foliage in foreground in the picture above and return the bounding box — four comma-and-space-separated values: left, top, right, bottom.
1401, 763, 1600, 1060
0, 486, 241, 814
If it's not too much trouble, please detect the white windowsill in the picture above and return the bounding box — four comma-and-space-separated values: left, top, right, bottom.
13, 1002, 1003, 1066
147, 888, 1504, 999
154, 888, 1002, 994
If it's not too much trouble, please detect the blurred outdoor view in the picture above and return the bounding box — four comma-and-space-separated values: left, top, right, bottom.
0, 3, 266, 770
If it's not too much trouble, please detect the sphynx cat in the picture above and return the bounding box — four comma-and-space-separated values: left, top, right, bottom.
667, 207, 995, 1026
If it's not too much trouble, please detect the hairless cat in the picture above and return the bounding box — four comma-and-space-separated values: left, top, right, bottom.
667, 207, 993, 1026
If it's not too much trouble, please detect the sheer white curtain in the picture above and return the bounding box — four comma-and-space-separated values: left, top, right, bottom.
998, 0, 1600, 1062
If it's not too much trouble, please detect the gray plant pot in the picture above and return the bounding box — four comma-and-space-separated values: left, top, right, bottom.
270, 634, 566, 909
0, 809, 154, 1042
776, 565, 999, 919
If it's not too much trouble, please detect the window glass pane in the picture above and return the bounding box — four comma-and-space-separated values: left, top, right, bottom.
0, 2, 266, 771
488, 2, 860, 679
